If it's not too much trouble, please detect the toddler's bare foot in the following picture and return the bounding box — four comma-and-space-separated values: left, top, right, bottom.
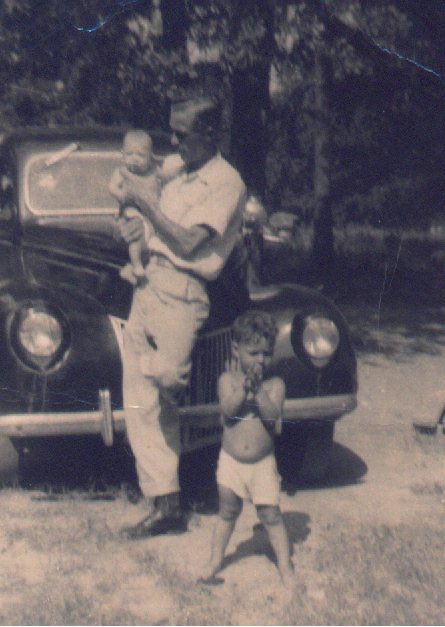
279, 563, 295, 591
197, 575, 224, 586
120, 263, 137, 285
198, 561, 223, 585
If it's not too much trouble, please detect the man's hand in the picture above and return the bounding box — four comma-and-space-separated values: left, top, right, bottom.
117, 168, 211, 260
117, 215, 145, 245
109, 168, 125, 203
119, 168, 160, 215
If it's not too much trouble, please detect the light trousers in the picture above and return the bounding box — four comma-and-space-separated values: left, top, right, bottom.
123, 262, 209, 498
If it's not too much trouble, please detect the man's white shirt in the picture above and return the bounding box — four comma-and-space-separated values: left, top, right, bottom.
148, 154, 246, 281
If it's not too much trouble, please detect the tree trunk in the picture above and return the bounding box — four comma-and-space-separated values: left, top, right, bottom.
311, 43, 335, 285
230, 1, 274, 198
230, 66, 270, 197
159, 0, 187, 50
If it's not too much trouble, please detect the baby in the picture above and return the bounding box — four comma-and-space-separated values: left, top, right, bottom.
200, 310, 294, 589
109, 129, 160, 284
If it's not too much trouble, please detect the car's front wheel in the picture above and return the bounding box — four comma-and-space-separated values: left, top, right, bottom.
275, 420, 335, 485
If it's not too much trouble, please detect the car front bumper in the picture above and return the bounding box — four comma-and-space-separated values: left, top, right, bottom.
0, 390, 357, 453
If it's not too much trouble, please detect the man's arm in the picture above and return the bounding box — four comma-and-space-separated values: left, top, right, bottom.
119, 168, 212, 259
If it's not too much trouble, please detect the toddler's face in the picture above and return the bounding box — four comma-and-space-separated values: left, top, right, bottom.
233, 336, 273, 377
122, 135, 152, 175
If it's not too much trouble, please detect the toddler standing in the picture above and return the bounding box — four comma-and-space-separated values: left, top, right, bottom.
201, 310, 294, 589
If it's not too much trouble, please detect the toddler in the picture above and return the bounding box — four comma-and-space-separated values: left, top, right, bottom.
201, 310, 294, 588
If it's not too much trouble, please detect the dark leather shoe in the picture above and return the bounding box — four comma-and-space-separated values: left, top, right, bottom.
120, 510, 187, 540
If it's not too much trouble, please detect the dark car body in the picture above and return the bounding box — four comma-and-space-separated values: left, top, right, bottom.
0, 128, 357, 483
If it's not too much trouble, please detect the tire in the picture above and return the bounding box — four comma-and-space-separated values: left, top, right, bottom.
0, 436, 20, 487
275, 421, 335, 485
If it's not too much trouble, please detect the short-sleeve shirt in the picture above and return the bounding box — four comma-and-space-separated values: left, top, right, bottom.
148, 154, 246, 281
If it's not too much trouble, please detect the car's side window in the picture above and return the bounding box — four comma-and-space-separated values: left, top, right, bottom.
25, 152, 120, 215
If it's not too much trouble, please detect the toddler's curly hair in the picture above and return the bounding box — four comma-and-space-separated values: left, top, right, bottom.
232, 310, 278, 346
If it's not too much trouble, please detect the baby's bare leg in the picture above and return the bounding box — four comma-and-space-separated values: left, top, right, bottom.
256, 505, 294, 588
201, 485, 242, 581
128, 239, 145, 278
119, 263, 137, 285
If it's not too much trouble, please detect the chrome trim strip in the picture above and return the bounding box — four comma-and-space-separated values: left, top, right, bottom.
283, 394, 357, 420
108, 315, 126, 358
0, 394, 357, 444
99, 389, 114, 447
0, 409, 126, 440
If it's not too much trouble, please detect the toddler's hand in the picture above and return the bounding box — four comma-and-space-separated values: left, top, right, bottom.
245, 364, 262, 395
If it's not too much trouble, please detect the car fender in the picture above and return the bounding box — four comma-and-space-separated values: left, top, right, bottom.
248, 284, 357, 397
0, 279, 123, 414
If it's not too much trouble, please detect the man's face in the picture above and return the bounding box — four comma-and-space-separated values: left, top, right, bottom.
122, 135, 152, 175
169, 113, 212, 171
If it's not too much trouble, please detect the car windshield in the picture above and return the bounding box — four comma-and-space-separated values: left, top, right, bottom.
25, 151, 121, 215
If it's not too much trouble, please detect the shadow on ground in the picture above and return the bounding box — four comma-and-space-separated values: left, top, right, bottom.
282, 442, 368, 494
16, 438, 368, 512
181, 439, 368, 509
266, 247, 445, 362
331, 258, 445, 361
220, 511, 311, 572
16, 434, 139, 496
342, 303, 445, 362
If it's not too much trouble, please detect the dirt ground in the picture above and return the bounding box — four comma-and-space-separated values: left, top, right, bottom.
0, 304, 445, 625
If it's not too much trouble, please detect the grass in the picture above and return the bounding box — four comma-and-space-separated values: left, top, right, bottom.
304, 523, 445, 626
0, 486, 444, 625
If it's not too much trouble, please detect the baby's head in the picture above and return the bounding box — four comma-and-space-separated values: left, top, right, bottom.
232, 310, 278, 375
122, 129, 153, 175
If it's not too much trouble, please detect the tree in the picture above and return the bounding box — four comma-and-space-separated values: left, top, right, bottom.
2, 0, 445, 278
182, 0, 441, 280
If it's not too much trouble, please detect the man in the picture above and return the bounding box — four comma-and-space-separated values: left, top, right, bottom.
118, 97, 246, 539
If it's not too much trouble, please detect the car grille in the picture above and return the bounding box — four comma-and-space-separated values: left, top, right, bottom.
184, 326, 232, 406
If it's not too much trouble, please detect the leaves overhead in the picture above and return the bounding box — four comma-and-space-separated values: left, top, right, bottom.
0, 0, 444, 227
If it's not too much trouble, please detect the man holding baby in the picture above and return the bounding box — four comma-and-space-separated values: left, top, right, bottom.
118, 96, 246, 539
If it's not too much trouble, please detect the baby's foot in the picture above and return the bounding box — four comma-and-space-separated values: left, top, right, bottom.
119, 263, 137, 285
132, 263, 146, 279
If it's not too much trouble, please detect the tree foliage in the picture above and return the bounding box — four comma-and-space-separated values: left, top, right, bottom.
1, 0, 444, 237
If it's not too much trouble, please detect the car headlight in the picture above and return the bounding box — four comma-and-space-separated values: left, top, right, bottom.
11, 303, 68, 370
302, 315, 340, 366
18, 308, 62, 357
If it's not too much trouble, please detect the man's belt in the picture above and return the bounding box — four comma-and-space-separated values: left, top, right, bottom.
149, 253, 206, 285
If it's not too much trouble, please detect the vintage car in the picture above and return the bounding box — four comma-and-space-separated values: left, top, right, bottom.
0, 127, 357, 488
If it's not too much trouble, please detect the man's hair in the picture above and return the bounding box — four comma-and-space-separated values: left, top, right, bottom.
232, 310, 278, 346
170, 97, 222, 136
124, 129, 152, 149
